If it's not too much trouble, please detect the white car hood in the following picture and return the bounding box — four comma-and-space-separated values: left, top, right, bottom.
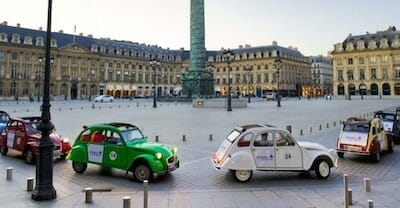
297, 141, 328, 151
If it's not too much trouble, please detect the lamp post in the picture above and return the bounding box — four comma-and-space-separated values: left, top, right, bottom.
347, 71, 351, 100
378, 77, 382, 99
88, 70, 95, 101
32, 0, 57, 201
37, 56, 43, 102
244, 65, 253, 103
297, 73, 301, 100
274, 58, 282, 107
223, 49, 234, 112
149, 59, 160, 108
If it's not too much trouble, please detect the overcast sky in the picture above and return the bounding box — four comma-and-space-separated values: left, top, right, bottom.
1, 0, 400, 56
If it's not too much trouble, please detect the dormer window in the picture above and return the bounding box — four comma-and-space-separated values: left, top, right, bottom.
380, 38, 388, 49
356, 40, 365, 50
368, 40, 377, 49
346, 42, 354, 51
11, 33, 20, 43
0, 33, 7, 42
50, 39, 57, 47
23, 36, 33, 45
36, 37, 44, 46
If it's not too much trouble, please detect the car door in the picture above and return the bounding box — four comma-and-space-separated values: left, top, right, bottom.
102, 130, 128, 170
252, 131, 275, 169
5, 120, 18, 149
274, 131, 303, 169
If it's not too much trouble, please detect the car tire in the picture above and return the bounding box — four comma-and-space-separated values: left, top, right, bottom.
134, 164, 151, 182
315, 159, 331, 179
23, 149, 35, 164
233, 170, 252, 182
337, 152, 344, 158
0, 145, 8, 155
388, 140, 394, 153
72, 161, 87, 173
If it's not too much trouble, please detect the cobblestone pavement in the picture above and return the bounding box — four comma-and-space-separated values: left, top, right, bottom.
0, 97, 400, 207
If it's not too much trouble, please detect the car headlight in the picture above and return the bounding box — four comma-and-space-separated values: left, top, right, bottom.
155, 152, 162, 160
171, 147, 178, 155
62, 138, 69, 143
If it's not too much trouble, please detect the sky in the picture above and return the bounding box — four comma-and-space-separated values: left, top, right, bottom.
1, 0, 400, 56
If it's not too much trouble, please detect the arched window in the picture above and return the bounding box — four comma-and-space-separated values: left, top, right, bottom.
383, 83, 391, 95
370, 83, 378, 95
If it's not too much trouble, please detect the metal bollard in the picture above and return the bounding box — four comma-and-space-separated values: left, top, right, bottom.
286, 125, 292, 133
364, 178, 371, 192
123, 196, 131, 208
319, 124, 322, 130
368, 200, 374, 208
85, 187, 93, 203
143, 180, 148, 208
209, 134, 213, 141
348, 188, 353, 205
182, 134, 186, 142
300, 129, 303, 136
27, 177, 34, 191
6, 167, 12, 180
155, 135, 159, 142
310, 127, 312, 133
343, 174, 349, 208
334, 121, 336, 126
327, 123, 329, 128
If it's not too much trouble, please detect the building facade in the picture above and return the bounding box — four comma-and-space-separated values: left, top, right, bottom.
309, 55, 333, 96
207, 42, 311, 98
331, 26, 400, 97
0, 22, 312, 100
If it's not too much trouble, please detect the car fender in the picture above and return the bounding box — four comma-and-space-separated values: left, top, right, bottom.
304, 151, 335, 170
67, 145, 88, 162
129, 154, 164, 173
220, 150, 256, 170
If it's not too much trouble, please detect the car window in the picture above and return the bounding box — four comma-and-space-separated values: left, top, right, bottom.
254, 132, 273, 146
274, 132, 295, 146
237, 133, 252, 147
105, 131, 122, 145
80, 129, 91, 142
343, 123, 369, 133
90, 130, 105, 144
121, 129, 144, 142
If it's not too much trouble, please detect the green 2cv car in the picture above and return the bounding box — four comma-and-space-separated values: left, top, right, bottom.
67, 122, 179, 182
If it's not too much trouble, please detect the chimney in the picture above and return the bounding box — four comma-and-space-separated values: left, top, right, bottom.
16, 23, 20, 27
58, 30, 64, 33
79, 32, 83, 36
272, 41, 277, 46
88, 34, 93, 38
39, 26, 43, 31
1, 21, 7, 25
238, 45, 243, 48
245, 44, 251, 48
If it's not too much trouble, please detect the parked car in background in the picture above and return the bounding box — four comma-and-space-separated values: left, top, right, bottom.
336, 117, 394, 162
265, 92, 276, 101
94, 95, 114, 102
374, 108, 400, 144
68, 122, 179, 182
212, 124, 337, 182
0, 111, 10, 133
0, 116, 71, 163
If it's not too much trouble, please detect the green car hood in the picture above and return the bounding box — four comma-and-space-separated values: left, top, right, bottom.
127, 140, 173, 156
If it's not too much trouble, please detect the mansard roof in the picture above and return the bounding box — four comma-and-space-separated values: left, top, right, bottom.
342, 26, 400, 47
0, 24, 183, 60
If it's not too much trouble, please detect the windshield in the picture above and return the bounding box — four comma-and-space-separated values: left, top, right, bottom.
226, 129, 241, 142
121, 129, 145, 142
343, 123, 369, 133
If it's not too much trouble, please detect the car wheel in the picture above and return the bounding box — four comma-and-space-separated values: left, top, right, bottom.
315, 160, 330, 179
72, 161, 87, 173
337, 152, 344, 158
234, 170, 252, 182
0, 145, 8, 155
371, 152, 380, 162
134, 164, 151, 182
23, 149, 35, 164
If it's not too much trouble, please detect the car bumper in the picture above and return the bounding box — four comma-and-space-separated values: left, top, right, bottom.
153, 160, 179, 178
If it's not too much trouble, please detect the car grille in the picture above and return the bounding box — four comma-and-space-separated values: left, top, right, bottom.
167, 156, 174, 164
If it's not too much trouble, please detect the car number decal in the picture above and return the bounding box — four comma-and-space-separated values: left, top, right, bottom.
7, 132, 15, 148
109, 151, 117, 160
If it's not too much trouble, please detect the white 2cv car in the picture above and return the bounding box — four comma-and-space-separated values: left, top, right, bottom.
212, 124, 338, 182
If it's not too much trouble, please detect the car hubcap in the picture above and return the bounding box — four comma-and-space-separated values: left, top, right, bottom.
319, 161, 330, 177
235, 170, 251, 181
135, 165, 150, 181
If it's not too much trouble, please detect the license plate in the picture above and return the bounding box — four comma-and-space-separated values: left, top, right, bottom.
346, 145, 361, 152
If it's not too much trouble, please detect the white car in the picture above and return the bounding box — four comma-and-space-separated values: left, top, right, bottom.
212, 124, 337, 182
94, 95, 114, 102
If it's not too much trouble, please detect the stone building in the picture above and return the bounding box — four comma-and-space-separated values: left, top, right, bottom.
331, 26, 400, 96
309, 55, 333, 96
0, 22, 312, 100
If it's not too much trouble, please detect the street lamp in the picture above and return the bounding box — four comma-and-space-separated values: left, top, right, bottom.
88, 70, 95, 101
244, 65, 253, 103
223, 49, 234, 112
274, 58, 282, 107
149, 58, 160, 108
37, 56, 43, 102
32, 0, 56, 201
297, 73, 301, 100
347, 71, 351, 100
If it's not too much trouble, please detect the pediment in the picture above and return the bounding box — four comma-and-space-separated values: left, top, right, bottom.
60, 43, 90, 53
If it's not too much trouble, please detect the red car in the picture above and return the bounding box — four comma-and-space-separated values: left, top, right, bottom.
0, 117, 71, 164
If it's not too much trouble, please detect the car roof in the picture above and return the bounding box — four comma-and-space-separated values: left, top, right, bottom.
236, 123, 289, 134
83, 122, 139, 132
